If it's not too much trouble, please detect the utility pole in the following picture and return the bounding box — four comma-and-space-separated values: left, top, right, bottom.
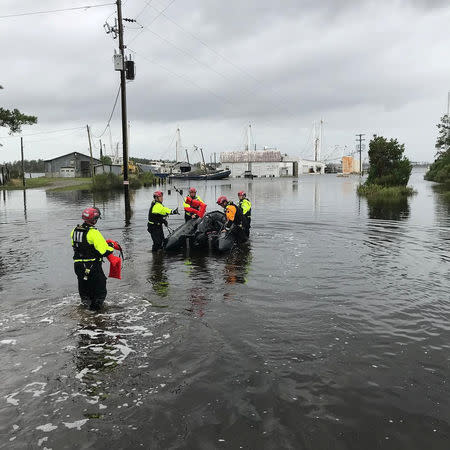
87, 125, 94, 179
20, 137, 25, 187
356, 134, 365, 175
99, 139, 103, 159
116, 0, 130, 220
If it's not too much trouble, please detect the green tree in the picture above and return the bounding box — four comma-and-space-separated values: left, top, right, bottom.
100, 155, 112, 165
0, 108, 37, 134
424, 115, 450, 185
366, 135, 412, 186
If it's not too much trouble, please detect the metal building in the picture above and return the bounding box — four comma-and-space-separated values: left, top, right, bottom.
220, 150, 298, 178
44, 152, 101, 178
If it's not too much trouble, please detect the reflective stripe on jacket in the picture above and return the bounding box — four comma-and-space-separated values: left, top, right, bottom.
148, 200, 172, 225
71, 224, 113, 262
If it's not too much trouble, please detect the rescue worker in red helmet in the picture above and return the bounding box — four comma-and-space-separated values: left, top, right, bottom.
238, 191, 252, 237
147, 190, 179, 251
216, 196, 247, 242
183, 187, 205, 222
71, 207, 119, 310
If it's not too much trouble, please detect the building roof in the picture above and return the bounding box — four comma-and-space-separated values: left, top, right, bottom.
44, 151, 101, 163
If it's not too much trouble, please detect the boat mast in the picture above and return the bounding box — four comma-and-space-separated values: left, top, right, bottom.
175, 128, 183, 163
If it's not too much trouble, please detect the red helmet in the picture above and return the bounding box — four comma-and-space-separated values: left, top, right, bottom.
217, 195, 228, 206
153, 190, 163, 197
82, 207, 101, 226
189, 187, 197, 194
238, 191, 246, 197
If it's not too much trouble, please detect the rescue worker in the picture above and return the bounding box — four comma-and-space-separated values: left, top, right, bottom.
71, 207, 119, 310
183, 187, 204, 222
147, 190, 179, 251
216, 195, 247, 243
238, 190, 252, 237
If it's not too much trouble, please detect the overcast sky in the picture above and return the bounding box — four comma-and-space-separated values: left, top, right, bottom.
1, 0, 449, 164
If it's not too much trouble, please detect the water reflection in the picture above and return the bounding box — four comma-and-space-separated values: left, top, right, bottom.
367, 197, 410, 221
23, 189, 27, 221
148, 252, 169, 297
75, 312, 119, 401
185, 254, 212, 317
224, 245, 252, 284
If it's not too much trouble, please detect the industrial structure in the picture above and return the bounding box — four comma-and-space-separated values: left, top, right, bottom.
44, 152, 100, 177
220, 149, 298, 178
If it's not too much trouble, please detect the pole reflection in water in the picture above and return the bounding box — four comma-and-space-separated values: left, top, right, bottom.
23, 189, 27, 222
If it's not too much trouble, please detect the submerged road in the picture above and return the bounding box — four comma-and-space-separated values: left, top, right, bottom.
0, 169, 449, 449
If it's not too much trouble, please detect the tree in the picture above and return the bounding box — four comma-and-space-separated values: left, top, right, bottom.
100, 155, 112, 165
424, 115, 450, 184
366, 135, 412, 186
0, 107, 37, 134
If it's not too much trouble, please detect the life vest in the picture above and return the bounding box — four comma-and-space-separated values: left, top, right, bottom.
239, 198, 252, 218
184, 196, 207, 218
148, 200, 170, 225
225, 202, 243, 226
72, 224, 103, 262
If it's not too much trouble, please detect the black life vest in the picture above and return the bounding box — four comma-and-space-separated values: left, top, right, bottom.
148, 201, 165, 225
72, 224, 103, 261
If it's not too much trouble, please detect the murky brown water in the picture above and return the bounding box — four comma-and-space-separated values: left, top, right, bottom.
1, 169, 449, 449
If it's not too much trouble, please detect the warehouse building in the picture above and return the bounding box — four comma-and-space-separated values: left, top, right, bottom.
44, 152, 101, 177
220, 149, 298, 178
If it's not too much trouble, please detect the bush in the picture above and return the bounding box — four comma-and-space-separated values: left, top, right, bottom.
366, 135, 412, 187
357, 184, 416, 199
92, 173, 122, 191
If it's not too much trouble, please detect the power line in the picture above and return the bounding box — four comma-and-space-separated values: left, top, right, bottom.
128, 0, 177, 45
91, 84, 121, 138
0, 3, 115, 19
0, 126, 85, 139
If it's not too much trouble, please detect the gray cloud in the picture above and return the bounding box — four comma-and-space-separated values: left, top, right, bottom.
1, 0, 449, 163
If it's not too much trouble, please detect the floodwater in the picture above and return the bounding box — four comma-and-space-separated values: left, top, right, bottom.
0, 169, 449, 449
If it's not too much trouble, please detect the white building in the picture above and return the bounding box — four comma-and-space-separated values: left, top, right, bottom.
220, 149, 298, 178
298, 158, 325, 174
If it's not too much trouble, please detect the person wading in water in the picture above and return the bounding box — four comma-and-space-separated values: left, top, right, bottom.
147, 190, 179, 251
71, 207, 121, 310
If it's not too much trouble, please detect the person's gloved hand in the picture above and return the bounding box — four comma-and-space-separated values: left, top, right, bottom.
171, 207, 179, 215
192, 214, 198, 219
106, 239, 121, 250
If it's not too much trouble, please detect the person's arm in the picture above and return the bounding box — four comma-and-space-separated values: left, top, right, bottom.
87, 229, 114, 256
153, 202, 173, 216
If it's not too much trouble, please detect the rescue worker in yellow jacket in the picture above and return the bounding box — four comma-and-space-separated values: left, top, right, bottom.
147, 190, 179, 251
183, 187, 204, 222
216, 196, 247, 243
71, 207, 118, 310
238, 190, 252, 237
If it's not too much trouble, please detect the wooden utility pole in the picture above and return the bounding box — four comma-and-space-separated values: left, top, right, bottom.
99, 139, 103, 159
87, 125, 94, 179
116, 0, 131, 222
21, 137, 25, 187
117, 1, 129, 191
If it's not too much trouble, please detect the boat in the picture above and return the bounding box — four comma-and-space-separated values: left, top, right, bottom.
164, 218, 199, 251
164, 211, 229, 252
168, 129, 231, 180
168, 169, 231, 180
